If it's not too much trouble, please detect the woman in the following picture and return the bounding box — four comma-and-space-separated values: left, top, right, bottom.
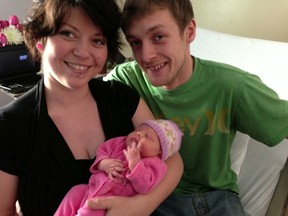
0, 0, 183, 215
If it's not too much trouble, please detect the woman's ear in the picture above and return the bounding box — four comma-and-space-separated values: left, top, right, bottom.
36, 42, 44, 52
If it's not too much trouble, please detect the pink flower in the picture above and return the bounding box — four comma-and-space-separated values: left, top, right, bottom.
1, 20, 9, 28
0, 15, 23, 47
16, 23, 23, 31
9, 15, 20, 26
0, 33, 8, 47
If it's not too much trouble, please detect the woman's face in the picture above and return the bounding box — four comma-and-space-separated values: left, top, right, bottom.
41, 7, 108, 90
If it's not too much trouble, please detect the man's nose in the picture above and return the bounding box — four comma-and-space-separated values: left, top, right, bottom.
141, 42, 157, 62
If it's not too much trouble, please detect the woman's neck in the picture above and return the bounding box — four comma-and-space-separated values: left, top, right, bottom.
44, 76, 93, 112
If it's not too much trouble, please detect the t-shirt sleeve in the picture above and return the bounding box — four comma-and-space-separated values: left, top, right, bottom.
235, 73, 288, 145
126, 157, 167, 194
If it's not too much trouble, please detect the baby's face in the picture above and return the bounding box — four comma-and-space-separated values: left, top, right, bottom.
126, 124, 161, 158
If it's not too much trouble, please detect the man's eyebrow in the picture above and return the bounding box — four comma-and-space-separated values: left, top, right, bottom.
126, 24, 165, 39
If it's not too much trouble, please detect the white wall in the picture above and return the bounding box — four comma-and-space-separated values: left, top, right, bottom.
0, 0, 32, 22
2, 0, 288, 42
191, 0, 288, 42
2, 0, 287, 54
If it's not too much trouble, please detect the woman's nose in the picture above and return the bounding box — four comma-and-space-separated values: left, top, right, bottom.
73, 41, 90, 58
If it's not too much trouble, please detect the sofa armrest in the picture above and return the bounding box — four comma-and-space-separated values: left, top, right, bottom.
265, 158, 288, 216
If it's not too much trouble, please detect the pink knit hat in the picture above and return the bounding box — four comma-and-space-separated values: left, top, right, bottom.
140, 119, 183, 161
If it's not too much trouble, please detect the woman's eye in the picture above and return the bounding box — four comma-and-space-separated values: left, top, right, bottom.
93, 38, 105, 46
59, 31, 75, 38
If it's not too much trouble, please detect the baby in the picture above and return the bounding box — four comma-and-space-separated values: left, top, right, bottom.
55, 119, 183, 216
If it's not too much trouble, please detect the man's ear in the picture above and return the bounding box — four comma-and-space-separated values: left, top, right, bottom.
185, 19, 196, 43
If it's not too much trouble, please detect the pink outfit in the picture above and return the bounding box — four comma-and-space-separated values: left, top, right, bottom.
55, 136, 167, 216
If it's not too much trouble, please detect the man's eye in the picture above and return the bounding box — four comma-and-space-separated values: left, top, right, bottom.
155, 34, 164, 41
129, 40, 141, 48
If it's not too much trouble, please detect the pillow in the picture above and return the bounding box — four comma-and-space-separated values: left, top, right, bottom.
230, 132, 250, 176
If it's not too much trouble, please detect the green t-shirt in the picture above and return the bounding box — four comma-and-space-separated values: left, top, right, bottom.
104, 56, 288, 193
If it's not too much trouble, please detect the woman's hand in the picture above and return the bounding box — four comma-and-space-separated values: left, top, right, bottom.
87, 195, 151, 216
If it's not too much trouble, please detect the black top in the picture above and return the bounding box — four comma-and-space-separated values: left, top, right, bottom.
0, 78, 140, 216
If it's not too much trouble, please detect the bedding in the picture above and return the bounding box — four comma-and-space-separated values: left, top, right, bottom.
190, 27, 288, 216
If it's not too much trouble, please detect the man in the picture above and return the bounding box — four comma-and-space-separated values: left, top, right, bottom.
104, 0, 288, 215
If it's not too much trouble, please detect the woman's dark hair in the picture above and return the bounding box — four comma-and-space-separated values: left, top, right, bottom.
23, 0, 122, 63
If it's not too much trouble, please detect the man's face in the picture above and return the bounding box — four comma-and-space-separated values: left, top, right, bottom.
126, 8, 195, 89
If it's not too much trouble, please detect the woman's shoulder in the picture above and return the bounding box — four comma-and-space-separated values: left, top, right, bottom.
89, 79, 138, 139
90, 77, 139, 98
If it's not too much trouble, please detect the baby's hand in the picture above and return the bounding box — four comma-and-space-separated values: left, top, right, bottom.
98, 159, 125, 180
123, 142, 141, 171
